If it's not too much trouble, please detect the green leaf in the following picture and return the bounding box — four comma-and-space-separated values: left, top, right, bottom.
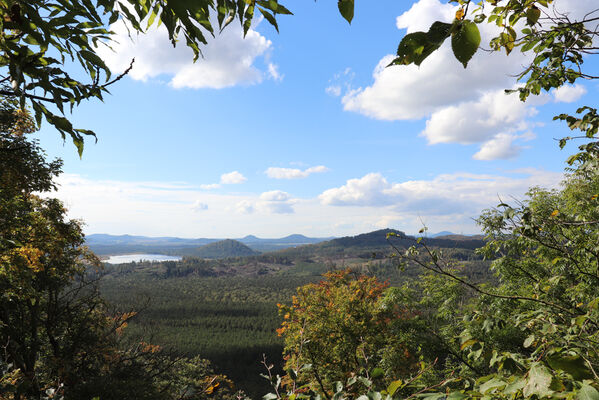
527, 7, 541, 26
451, 20, 480, 68
395, 32, 436, 66
370, 368, 384, 379
479, 377, 506, 394
547, 354, 594, 381
578, 383, 599, 400
338, 0, 354, 24
427, 21, 451, 44
386, 380, 402, 396
258, 7, 279, 32
523, 334, 535, 348
523, 363, 553, 398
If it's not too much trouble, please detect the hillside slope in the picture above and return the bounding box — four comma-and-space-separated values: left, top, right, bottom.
179, 239, 260, 259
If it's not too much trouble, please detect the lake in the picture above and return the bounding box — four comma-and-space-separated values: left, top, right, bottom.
103, 254, 182, 264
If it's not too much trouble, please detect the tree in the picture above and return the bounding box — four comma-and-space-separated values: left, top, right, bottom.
0, 101, 113, 398
0, 104, 237, 400
276, 270, 422, 398
0, 0, 291, 154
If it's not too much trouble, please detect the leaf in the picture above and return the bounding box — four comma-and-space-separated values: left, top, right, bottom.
338, 0, 354, 24
386, 380, 403, 396
427, 21, 451, 44
394, 32, 438, 66
578, 383, 599, 400
258, 7, 279, 32
460, 338, 477, 350
523, 363, 553, 398
479, 377, 506, 394
527, 6, 541, 26
523, 334, 535, 348
547, 355, 594, 381
451, 20, 480, 68
370, 368, 384, 379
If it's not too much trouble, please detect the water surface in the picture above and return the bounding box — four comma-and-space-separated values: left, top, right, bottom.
104, 254, 182, 264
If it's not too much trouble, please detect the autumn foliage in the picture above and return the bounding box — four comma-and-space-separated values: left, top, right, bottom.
277, 270, 418, 396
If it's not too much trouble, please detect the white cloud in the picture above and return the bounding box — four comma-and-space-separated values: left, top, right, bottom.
422, 89, 536, 145
326, 68, 355, 97
200, 183, 221, 190
320, 170, 562, 216
47, 170, 564, 238
235, 200, 255, 214
472, 134, 522, 161
265, 165, 329, 179
98, 17, 273, 89
319, 173, 393, 207
335, 0, 591, 159
220, 171, 247, 184
268, 63, 283, 82
260, 190, 291, 201
553, 84, 587, 103
259, 190, 295, 214
325, 85, 342, 97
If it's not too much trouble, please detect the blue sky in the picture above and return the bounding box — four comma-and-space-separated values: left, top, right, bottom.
38, 0, 596, 238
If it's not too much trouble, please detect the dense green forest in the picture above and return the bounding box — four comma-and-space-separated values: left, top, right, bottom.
96, 239, 491, 397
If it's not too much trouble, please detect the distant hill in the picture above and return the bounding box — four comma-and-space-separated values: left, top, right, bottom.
273, 228, 486, 260
86, 234, 218, 255
178, 239, 260, 259
419, 231, 482, 238
86, 233, 332, 255
238, 234, 334, 252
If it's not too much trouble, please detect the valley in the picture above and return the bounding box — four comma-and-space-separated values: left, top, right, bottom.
96, 229, 490, 396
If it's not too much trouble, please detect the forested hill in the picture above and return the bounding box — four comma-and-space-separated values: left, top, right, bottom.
176, 239, 260, 258
272, 229, 485, 260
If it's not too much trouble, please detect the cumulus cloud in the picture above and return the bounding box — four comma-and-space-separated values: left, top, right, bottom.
319, 170, 562, 216
319, 173, 394, 207
47, 171, 565, 238
334, 0, 593, 160
265, 165, 329, 179
341, 0, 528, 121
260, 190, 291, 201
235, 200, 255, 214
97, 16, 273, 89
220, 171, 247, 184
422, 89, 536, 145
553, 84, 587, 103
472, 134, 522, 161
259, 190, 295, 214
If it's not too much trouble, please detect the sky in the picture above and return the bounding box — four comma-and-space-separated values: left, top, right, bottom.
37, 0, 597, 239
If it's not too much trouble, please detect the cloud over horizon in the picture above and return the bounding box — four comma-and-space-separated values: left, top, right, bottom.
50, 169, 562, 238
265, 165, 329, 179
